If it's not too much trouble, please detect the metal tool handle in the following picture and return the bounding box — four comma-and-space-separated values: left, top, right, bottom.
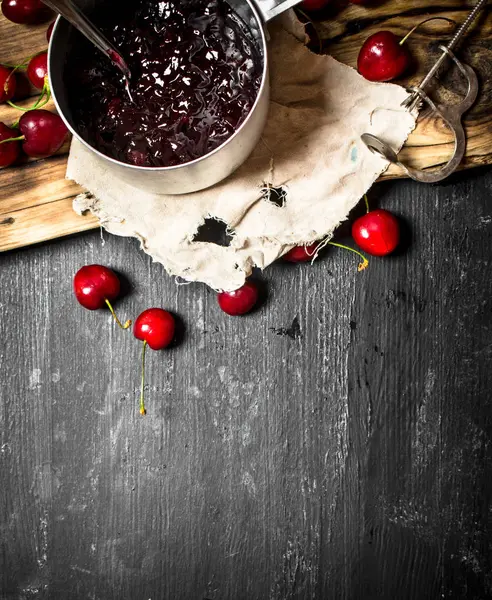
254, 0, 303, 21
363, 53, 479, 184
406, 53, 479, 183
43, 0, 130, 79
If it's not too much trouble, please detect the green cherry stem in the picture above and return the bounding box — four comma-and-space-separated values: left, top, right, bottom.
33, 79, 51, 109
2, 53, 40, 69
8, 81, 52, 124
104, 298, 132, 330
399, 16, 456, 46
139, 341, 148, 416
6, 66, 20, 85
7, 100, 32, 112
3, 62, 28, 69
0, 135, 24, 144
364, 194, 370, 214
328, 242, 369, 272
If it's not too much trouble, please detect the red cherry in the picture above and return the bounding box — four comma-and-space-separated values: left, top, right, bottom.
133, 308, 175, 351
0, 122, 21, 167
74, 264, 119, 309
218, 281, 259, 316
18, 110, 68, 158
284, 243, 318, 263
0, 66, 16, 103
1, 0, 44, 24
133, 308, 176, 416
27, 52, 48, 90
47, 21, 55, 42
358, 31, 410, 82
73, 264, 131, 328
301, 0, 331, 11
350, 0, 372, 4
352, 209, 400, 256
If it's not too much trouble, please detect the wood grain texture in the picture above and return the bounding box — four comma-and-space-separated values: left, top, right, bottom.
1, 0, 492, 251
1, 170, 491, 599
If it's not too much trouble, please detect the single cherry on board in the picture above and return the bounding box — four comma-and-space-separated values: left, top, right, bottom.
27, 53, 48, 90
133, 308, 176, 415
358, 17, 454, 82
73, 265, 131, 329
0, 66, 16, 103
0, 123, 21, 167
358, 31, 410, 82
1, 0, 44, 24
284, 243, 318, 263
217, 281, 259, 316
352, 196, 400, 256
18, 110, 68, 158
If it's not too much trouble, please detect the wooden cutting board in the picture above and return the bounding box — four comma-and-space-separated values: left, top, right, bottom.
1, 0, 491, 252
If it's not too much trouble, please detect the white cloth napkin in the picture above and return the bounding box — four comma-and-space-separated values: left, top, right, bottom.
69, 12, 415, 291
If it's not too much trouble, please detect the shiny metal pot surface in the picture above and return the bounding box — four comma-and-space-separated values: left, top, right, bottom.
49, 0, 301, 195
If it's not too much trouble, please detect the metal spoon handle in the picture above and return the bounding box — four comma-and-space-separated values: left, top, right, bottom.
43, 0, 131, 79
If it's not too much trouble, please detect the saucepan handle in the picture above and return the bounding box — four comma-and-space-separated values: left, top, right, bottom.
253, 0, 303, 22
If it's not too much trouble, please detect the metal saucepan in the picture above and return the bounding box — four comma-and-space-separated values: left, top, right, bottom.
48, 0, 302, 194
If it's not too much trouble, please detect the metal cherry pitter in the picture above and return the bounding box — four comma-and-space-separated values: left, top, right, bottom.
361, 0, 488, 184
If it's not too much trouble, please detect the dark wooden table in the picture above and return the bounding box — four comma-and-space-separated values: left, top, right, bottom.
1, 169, 492, 600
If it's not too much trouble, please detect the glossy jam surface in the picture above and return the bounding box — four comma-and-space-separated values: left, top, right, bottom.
66, 0, 262, 167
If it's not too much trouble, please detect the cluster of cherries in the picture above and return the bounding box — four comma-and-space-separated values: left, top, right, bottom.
74, 265, 175, 417
301, 0, 454, 82
74, 195, 399, 415
73, 264, 259, 416
0, 2, 68, 167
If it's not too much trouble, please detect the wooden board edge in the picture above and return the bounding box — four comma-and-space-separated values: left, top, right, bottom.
3, 154, 491, 252
0, 198, 99, 252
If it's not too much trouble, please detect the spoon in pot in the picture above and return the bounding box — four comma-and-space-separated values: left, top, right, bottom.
43, 0, 133, 98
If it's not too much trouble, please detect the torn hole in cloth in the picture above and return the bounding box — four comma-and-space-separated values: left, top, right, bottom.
68, 11, 416, 292
192, 217, 235, 247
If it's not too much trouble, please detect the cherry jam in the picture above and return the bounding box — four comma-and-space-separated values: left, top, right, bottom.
66, 0, 263, 167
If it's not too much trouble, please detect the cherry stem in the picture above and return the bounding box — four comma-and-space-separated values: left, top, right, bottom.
6, 66, 21, 83
328, 242, 369, 272
7, 100, 32, 112
400, 16, 456, 46
0, 135, 24, 144
139, 341, 147, 416
32, 83, 51, 110
364, 194, 370, 214
3, 53, 40, 69
8, 81, 51, 124
2, 60, 29, 70
104, 298, 132, 330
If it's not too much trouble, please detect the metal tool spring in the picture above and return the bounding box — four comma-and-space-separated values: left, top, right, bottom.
402, 0, 488, 111
448, 0, 489, 51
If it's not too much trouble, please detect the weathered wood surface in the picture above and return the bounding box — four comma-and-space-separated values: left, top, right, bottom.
1, 169, 491, 599
1, 0, 492, 251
